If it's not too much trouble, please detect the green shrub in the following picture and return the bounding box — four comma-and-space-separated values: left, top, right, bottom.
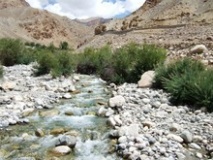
0, 38, 25, 66
154, 58, 213, 112
110, 43, 139, 83
51, 51, 73, 77
17, 48, 37, 65
77, 46, 113, 74
35, 50, 74, 77
60, 41, 69, 50
187, 70, 213, 112
0, 65, 3, 78
76, 43, 166, 84
35, 51, 58, 76
47, 43, 56, 52
132, 44, 166, 80
109, 43, 166, 84
153, 58, 205, 88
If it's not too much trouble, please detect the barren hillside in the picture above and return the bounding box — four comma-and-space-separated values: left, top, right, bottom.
0, 0, 93, 48
107, 0, 213, 30
78, 0, 213, 65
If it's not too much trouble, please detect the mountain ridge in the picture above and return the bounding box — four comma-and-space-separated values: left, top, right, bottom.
0, 0, 93, 48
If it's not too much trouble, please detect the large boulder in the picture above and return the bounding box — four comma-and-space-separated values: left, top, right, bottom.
138, 71, 155, 88
190, 44, 208, 54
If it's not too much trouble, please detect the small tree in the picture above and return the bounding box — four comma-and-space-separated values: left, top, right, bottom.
60, 41, 69, 50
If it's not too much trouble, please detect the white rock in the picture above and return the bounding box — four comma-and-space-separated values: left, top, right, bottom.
119, 124, 139, 137
193, 135, 203, 143
8, 118, 17, 125
1, 81, 16, 90
118, 136, 127, 144
152, 101, 161, 108
97, 107, 107, 117
52, 146, 71, 155
195, 152, 203, 158
114, 115, 122, 126
73, 75, 80, 81
138, 71, 155, 88
181, 130, 193, 143
190, 44, 208, 54
170, 123, 180, 132
22, 108, 34, 117
105, 108, 114, 117
63, 93, 72, 99
176, 152, 186, 159
109, 95, 125, 108
167, 134, 183, 143
142, 98, 151, 104
108, 117, 116, 127
188, 143, 201, 150
13, 95, 23, 101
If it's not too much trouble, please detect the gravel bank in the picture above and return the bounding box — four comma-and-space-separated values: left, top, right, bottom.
104, 83, 213, 160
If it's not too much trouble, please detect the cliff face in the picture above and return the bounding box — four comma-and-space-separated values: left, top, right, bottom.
0, 0, 93, 48
107, 0, 213, 31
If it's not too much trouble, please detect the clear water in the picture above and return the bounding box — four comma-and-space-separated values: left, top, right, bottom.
0, 75, 120, 160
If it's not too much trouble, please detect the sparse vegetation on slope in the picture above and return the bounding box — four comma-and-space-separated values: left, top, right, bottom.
154, 58, 213, 112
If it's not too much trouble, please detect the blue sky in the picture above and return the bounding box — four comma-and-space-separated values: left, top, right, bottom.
26, 0, 145, 19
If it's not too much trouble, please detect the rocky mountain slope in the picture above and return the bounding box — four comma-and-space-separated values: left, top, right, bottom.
79, 0, 213, 65
0, 0, 93, 48
107, 0, 213, 30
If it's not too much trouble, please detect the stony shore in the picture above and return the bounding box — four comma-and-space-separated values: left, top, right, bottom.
103, 83, 213, 160
0, 63, 76, 128
1, 64, 213, 160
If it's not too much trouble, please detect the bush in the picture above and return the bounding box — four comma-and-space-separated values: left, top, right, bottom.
0, 38, 25, 66
109, 43, 166, 84
0, 65, 3, 78
77, 46, 113, 74
35, 50, 58, 76
187, 70, 213, 112
76, 43, 166, 84
17, 48, 37, 65
35, 50, 74, 77
153, 58, 205, 88
154, 58, 213, 112
51, 51, 73, 77
60, 41, 69, 50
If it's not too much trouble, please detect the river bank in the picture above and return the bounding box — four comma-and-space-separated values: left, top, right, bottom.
105, 83, 213, 160
0, 64, 213, 160
0, 64, 120, 160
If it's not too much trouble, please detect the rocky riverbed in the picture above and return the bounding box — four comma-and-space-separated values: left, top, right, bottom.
0, 63, 76, 128
103, 83, 213, 160
0, 64, 119, 160
0, 64, 213, 160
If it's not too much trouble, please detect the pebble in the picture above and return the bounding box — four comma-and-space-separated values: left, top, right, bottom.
181, 130, 193, 143
188, 143, 201, 150
52, 146, 71, 155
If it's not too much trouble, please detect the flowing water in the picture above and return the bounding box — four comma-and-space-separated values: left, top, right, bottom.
0, 75, 120, 160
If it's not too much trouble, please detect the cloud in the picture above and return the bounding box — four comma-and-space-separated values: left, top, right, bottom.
26, 0, 145, 19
